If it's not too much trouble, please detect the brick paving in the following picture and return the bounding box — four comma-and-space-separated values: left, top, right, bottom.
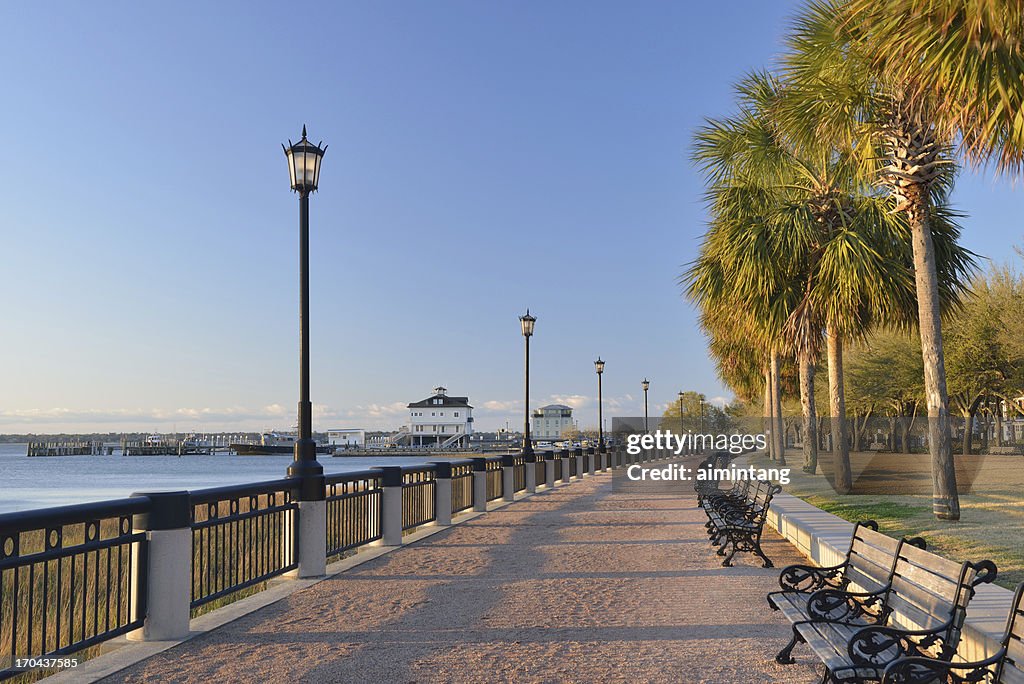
103, 474, 820, 684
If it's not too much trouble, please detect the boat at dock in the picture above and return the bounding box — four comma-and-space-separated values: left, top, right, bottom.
230, 431, 330, 455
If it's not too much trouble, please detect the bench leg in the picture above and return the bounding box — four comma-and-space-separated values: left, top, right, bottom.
775, 624, 805, 664
722, 541, 738, 567
751, 536, 773, 569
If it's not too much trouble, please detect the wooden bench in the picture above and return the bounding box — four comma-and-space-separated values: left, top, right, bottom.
777, 542, 997, 683
881, 581, 1024, 683
702, 478, 782, 568
769, 522, 926, 662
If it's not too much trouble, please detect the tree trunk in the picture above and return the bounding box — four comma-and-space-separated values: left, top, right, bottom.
764, 368, 775, 460
907, 189, 960, 519
799, 356, 819, 474
827, 332, 852, 493
995, 404, 1004, 447
962, 410, 972, 456
771, 352, 786, 466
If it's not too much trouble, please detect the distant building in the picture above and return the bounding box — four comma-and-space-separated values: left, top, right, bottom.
532, 404, 574, 440
403, 386, 473, 448
327, 429, 365, 449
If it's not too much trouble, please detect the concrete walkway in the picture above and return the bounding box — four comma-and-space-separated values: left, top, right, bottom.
103, 474, 820, 684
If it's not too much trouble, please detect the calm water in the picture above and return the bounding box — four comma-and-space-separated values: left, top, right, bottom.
0, 443, 432, 514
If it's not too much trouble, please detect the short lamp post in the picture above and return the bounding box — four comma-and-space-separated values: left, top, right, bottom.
520, 310, 536, 458
283, 125, 327, 490
677, 391, 685, 437
595, 357, 605, 450
641, 378, 650, 433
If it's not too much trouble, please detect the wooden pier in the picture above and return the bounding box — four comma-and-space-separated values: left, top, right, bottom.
27, 441, 104, 457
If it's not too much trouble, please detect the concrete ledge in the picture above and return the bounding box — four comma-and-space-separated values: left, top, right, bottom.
765, 491, 1012, 662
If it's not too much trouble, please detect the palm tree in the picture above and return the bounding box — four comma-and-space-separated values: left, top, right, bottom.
783, 0, 977, 519
840, 0, 1024, 172
691, 72, 938, 488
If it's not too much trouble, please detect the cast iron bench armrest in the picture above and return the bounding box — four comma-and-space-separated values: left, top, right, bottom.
880, 651, 1005, 684
806, 586, 889, 623
776, 561, 848, 593
847, 621, 957, 670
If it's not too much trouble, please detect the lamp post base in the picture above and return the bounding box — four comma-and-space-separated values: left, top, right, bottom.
288, 439, 324, 501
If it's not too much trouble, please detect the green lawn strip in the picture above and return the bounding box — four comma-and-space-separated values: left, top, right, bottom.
744, 450, 1024, 589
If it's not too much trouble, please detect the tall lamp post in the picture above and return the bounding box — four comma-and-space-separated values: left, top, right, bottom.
595, 358, 606, 449
520, 310, 536, 457
641, 378, 650, 433
699, 398, 706, 433
283, 126, 327, 487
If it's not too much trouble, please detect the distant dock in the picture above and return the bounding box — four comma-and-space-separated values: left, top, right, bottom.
27, 440, 107, 457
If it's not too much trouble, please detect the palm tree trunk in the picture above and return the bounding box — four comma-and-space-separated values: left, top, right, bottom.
827, 332, 852, 493
764, 368, 775, 460
907, 190, 960, 520
771, 352, 786, 466
799, 355, 818, 474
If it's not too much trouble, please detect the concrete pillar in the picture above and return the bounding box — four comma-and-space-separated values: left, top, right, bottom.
129, 491, 191, 641
544, 450, 556, 488
525, 452, 538, 494
573, 448, 584, 479
502, 454, 516, 502
431, 461, 454, 526
472, 457, 488, 512
294, 499, 327, 578
559, 449, 571, 483
380, 466, 404, 546
587, 447, 596, 476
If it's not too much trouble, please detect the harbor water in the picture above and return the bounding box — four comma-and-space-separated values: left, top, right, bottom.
0, 443, 432, 514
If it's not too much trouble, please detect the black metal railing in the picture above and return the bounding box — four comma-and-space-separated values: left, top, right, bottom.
401, 468, 436, 531
0, 497, 149, 680
485, 458, 504, 501
534, 459, 546, 486
554, 457, 563, 482
569, 455, 578, 478
513, 456, 527, 493
450, 462, 474, 514
189, 480, 298, 609
325, 471, 381, 559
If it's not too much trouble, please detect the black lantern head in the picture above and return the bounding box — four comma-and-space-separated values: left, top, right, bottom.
519, 309, 536, 337
283, 125, 327, 194
594, 357, 605, 374
641, 378, 650, 391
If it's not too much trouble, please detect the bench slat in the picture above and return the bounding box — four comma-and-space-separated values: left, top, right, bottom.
895, 559, 965, 601
899, 544, 966, 583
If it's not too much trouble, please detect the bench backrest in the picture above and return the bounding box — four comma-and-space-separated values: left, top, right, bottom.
746, 481, 781, 523
843, 522, 907, 594
994, 583, 1024, 683
884, 544, 997, 656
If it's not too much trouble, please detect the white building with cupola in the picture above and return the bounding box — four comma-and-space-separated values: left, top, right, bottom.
399, 387, 474, 448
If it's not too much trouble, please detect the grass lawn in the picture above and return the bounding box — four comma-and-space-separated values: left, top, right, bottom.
746, 449, 1024, 589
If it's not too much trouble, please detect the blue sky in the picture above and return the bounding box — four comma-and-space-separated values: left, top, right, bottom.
1, 1, 1020, 434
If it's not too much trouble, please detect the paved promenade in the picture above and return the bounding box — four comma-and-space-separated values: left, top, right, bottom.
103, 473, 819, 683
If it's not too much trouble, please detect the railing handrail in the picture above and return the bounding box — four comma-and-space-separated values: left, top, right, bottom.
189, 478, 299, 505
370, 464, 438, 476
325, 469, 383, 484
0, 495, 151, 534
